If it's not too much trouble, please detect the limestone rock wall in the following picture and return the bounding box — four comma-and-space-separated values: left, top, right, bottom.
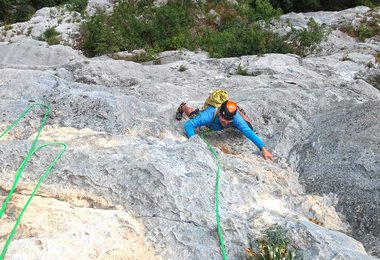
0, 5, 379, 260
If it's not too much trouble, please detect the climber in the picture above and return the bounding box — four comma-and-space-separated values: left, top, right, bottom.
176, 100, 274, 160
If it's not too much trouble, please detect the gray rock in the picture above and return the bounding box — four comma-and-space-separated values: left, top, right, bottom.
0, 6, 85, 47
86, 0, 115, 16
278, 6, 371, 29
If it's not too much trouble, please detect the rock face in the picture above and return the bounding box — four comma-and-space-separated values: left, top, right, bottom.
0, 5, 379, 260
0, 7, 84, 47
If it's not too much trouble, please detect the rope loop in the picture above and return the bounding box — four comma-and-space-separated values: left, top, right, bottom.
0, 103, 66, 259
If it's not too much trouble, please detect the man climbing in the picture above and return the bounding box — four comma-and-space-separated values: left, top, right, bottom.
176, 100, 274, 160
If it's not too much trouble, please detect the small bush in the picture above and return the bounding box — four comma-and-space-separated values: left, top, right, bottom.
26, 26, 33, 36
358, 24, 374, 42
245, 225, 297, 260
251, 0, 282, 22
367, 61, 374, 68
42, 27, 60, 45
178, 64, 187, 72
286, 18, 329, 56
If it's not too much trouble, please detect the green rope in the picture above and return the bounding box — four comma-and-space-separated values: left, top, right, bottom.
200, 131, 228, 260
0, 103, 67, 259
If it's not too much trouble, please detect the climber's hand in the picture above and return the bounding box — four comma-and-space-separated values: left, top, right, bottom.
261, 147, 273, 161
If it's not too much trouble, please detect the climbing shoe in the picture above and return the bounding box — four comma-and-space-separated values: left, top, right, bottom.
176, 102, 186, 121
189, 108, 200, 119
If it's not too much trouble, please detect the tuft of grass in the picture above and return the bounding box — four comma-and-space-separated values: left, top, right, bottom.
245, 225, 297, 260
358, 17, 380, 42
42, 27, 61, 45
178, 64, 188, 72
26, 26, 33, 36
367, 61, 374, 68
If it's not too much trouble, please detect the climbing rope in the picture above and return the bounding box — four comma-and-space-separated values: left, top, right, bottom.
200, 131, 228, 260
0, 103, 66, 259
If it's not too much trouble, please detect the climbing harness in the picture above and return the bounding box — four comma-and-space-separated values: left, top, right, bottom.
0, 103, 66, 259
200, 130, 228, 260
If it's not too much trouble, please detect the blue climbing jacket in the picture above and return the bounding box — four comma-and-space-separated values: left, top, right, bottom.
184, 106, 266, 150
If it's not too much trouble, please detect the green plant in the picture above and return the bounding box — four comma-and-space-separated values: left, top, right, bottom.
246, 225, 297, 260
358, 24, 374, 41
286, 18, 329, 56
26, 26, 33, 36
62, 0, 88, 13
5, 0, 35, 23
42, 27, 60, 45
251, 0, 282, 22
79, 1, 281, 57
79, 1, 195, 57
78, 1, 326, 58
367, 61, 374, 68
178, 64, 187, 72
